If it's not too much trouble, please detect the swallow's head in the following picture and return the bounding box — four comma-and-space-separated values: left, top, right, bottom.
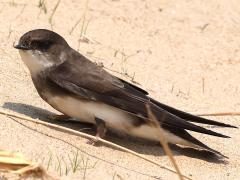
14, 29, 70, 75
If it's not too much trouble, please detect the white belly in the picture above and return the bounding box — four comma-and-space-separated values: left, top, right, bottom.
47, 94, 135, 130
45, 93, 193, 147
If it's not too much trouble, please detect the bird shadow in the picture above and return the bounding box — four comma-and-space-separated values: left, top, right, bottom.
2, 102, 228, 164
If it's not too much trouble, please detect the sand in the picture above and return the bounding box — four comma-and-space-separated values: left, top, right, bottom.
0, 0, 239, 179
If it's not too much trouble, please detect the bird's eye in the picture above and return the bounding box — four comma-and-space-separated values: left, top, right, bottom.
31, 40, 52, 51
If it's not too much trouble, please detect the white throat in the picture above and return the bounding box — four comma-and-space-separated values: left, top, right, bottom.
19, 50, 54, 76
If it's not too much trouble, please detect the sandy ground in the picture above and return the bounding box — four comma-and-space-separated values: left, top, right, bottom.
0, 0, 240, 179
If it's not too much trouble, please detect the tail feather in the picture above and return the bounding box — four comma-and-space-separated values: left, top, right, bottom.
150, 98, 237, 128
165, 127, 227, 157
150, 104, 231, 138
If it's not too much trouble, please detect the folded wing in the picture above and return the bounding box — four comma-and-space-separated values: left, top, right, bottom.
48, 56, 235, 139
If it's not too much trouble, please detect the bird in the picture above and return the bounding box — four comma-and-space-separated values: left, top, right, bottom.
14, 29, 236, 156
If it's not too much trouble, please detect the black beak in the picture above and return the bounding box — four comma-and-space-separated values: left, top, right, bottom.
14, 44, 30, 50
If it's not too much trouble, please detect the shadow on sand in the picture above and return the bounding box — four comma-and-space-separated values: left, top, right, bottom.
2, 102, 228, 164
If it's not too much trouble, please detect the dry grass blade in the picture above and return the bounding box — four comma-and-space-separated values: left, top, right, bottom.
0, 109, 192, 180
69, 17, 82, 35
0, 150, 57, 179
77, 0, 89, 50
49, 0, 61, 29
146, 103, 184, 180
196, 112, 240, 116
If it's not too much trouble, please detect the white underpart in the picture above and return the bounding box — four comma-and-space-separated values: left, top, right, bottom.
19, 50, 54, 76
46, 93, 194, 147
46, 94, 134, 128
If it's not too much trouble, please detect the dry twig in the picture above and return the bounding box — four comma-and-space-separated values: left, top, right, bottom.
196, 112, 240, 116
146, 104, 184, 180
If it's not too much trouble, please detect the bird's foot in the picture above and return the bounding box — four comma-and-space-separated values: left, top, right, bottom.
86, 118, 107, 145
86, 136, 100, 145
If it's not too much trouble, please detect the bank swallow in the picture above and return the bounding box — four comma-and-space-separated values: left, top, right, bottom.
14, 29, 236, 156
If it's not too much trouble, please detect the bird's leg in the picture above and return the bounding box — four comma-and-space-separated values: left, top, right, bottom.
48, 114, 70, 121
95, 118, 107, 138
87, 118, 107, 145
